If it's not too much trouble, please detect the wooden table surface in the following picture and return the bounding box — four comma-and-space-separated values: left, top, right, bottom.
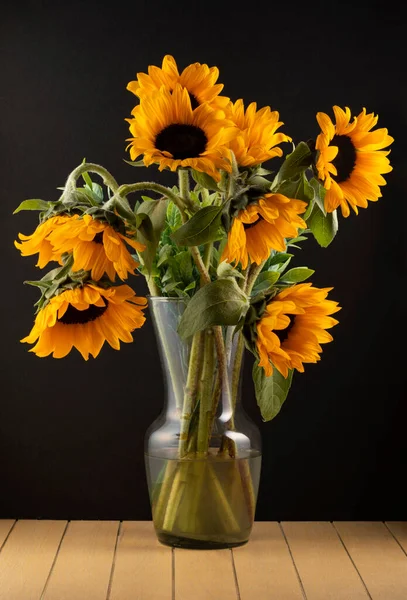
1, 520, 407, 599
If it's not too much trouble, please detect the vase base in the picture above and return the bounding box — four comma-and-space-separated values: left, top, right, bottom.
156, 530, 249, 550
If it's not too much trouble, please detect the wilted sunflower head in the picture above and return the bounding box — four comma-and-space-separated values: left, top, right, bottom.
221, 193, 307, 270
127, 54, 229, 110
126, 84, 237, 180
15, 215, 70, 268
21, 284, 147, 360
48, 214, 145, 282
256, 283, 340, 378
315, 105, 394, 217
225, 99, 292, 168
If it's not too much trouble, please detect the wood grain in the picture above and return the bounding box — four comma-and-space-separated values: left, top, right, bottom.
386, 522, 407, 555
232, 522, 304, 599
174, 548, 238, 600
0, 519, 67, 600
334, 521, 407, 600
0, 520, 15, 549
108, 521, 172, 600
42, 520, 119, 600
282, 521, 369, 599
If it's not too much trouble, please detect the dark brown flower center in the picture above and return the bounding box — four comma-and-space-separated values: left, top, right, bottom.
155, 124, 208, 159
243, 215, 263, 230
331, 134, 356, 183
275, 315, 296, 344
93, 232, 104, 244
58, 303, 108, 325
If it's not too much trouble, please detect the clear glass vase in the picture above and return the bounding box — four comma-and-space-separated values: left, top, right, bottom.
145, 297, 262, 549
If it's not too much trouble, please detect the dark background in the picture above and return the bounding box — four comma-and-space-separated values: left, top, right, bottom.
1, 0, 406, 521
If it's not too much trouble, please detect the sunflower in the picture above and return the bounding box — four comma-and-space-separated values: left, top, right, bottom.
315, 106, 394, 217
225, 99, 292, 167
256, 283, 340, 378
47, 214, 145, 281
127, 54, 229, 110
126, 84, 237, 180
21, 284, 147, 360
15, 215, 70, 268
221, 194, 307, 270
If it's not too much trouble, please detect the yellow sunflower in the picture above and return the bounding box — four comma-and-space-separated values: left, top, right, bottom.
48, 214, 145, 281
316, 106, 394, 217
21, 284, 147, 360
15, 215, 70, 268
226, 99, 292, 167
221, 194, 307, 270
256, 283, 340, 378
127, 54, 229, 110
126, 84, 237, 180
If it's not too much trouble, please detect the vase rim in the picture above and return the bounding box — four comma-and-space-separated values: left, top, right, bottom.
147, 295, 186, 303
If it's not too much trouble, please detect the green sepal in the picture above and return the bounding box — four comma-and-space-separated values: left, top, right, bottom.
123, 158, 146, 167
13, 199, 53, 214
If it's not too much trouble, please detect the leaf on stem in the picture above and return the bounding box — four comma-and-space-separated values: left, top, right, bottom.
308, 205, 338, 247
171, 205, 224, 247
178, 278, 249, 338
136, 198, 168, 273
252, 361, 294, 421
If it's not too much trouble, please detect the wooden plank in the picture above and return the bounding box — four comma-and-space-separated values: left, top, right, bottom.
232, 522, 304, 599
334, 521, 407, 600
386, 522, 407, 555
0, 519, 67, 600
42, 520, 119, 600
175, 547, 238, 600
0, 520, 15, 549
108, 521, 172, 600
282, 521, 369, 599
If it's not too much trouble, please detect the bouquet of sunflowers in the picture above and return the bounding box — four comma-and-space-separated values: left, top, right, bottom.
14, 55, 393, 548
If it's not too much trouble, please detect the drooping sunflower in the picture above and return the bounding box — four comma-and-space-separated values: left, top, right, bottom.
256, 283, 340, 378
15, 215, 70, 268
315, 106, 394, 217
225, 99, 292, 167
48, 214, 145, 281
21, 284, 147, 360
126, 84, 237, 180
127, 54, 229, 110
221, 194, 307, 270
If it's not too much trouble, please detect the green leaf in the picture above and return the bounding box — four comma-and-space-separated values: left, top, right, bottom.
308, 205, 338, 247
191, 170, 219, 191
280, 267, 314, 283
178, 278, 249, 339
266, 252, 294, 267
253, 361, 294, 421
13, 199, 51, 214
308, 178, 326, 215
136, 199, 168, 273
273, 142, 313, 185
171, 205, 224, 247
216, 261, 245, 280
251, 271, 280, 295
81, 171, 93, 189
166, 201, 182, 231
123, 158, 145, 167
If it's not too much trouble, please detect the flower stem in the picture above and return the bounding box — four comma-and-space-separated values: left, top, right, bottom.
197, 329, 215, 455
115, 181, 188, 217
179, 331, 204, 458
63, 162, 119, 203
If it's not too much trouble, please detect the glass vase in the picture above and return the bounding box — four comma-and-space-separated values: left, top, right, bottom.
145, 297, 262, 549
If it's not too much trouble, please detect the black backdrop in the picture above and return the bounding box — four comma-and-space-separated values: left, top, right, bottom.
1, 0, 406, 521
